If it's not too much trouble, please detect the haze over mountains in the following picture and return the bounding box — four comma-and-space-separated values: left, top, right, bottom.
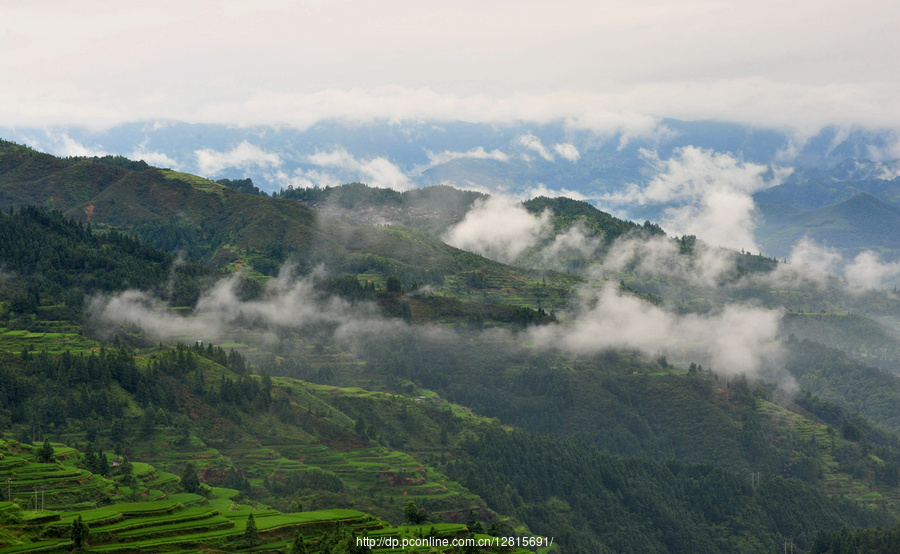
5, 119, 900, 282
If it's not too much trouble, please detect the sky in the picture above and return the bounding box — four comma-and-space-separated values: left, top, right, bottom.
2, 0, 898, 134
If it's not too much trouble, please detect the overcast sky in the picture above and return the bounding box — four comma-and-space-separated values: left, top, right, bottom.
2, 0, 898, 134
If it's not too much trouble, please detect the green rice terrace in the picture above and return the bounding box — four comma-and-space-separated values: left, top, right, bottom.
0, 439, 532, 553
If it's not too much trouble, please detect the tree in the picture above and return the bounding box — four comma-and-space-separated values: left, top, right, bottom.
140, 404, 157, 437
385, 275, 402, 293
465, 510, 484, 534
97, 447, 110, 477
120, 456, 136, 487
82, 443, 100, 474
110, 418, 126, 443
37, 439, 55, 463
71, 515, 89, 550
403, 500, 428, 524
400, 302, 413, 323
244, 513, 259, 550
289, 530, 309, 554
181, 462, 201, 493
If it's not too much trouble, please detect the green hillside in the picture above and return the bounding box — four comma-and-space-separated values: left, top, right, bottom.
522, 195, 663, 241
0, 140, 318, 263
7, 142, 900, 551
0, 144, 577, 312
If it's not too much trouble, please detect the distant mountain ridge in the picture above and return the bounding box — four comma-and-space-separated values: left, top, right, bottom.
0, 140, 319, 263
757, 192, 900, 258
755, 158, 900, 211
3, 120, 897, 196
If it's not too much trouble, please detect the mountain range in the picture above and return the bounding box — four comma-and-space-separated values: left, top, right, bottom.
5, 120, 900, 268
4, 140, 900, 552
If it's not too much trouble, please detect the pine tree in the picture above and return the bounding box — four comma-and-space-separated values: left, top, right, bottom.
71, 515, 89, 550
289, 531, 309, 554
181, 462, 201, 493
98, 448, 110, 477
244, 513, 259, 550
38, 439, 55, 463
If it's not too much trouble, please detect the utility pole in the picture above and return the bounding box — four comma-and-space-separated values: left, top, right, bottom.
750, 472, 761, 487
6, 477, 10, 503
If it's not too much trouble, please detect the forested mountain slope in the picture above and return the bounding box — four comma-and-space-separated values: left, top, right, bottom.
5, 142, 900, 551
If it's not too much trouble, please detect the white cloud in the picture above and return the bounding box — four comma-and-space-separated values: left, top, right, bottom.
424, 146, 510, 168
443, 195, 551, 263
271, 168, 341, 190
541, 222, 603, 262
844, 251, 900, 290
776, 238, 844, 288
867, 135, 900, 167
129, 150, 179, 169
522, 183, 588, 201
442, 192, 605, 270
553, 143, 580, 162
600, 235, 735, 288
40, 132, 108, 157
87, 265, 398, 345
194, 141, 282, 176
307, 147, 413, 191
767, 238, 900, 292
516, 132, 554, 161
529, 284, 788, 383
606, 146, 780, 252
0, 1, 897, 133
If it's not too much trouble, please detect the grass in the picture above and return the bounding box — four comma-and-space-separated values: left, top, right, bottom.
159, 169, 226, 195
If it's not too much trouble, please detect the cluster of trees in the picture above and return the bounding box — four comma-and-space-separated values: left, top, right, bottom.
0, 206, 206, 317
264, 467, 344, 497
0, 346, 177, 435
445, 428, 890, 552
217, 372, 272, 412
811, 525, 900, 553
523, 196, 665, 241
316, 274, 377, 302
217, 178, 266, 196
78, 442, 112, 477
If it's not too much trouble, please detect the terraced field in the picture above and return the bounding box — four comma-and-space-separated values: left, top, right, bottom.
757, 398, 900, 511
0, 445, 112, 511
0, 328, 95, 355
40, 501, 370, 553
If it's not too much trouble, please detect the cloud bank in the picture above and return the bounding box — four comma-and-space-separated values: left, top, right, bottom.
87, 266, 394, 345
606, 146, 783, 252
443, 196, 551, 263
600, 234, 736, 288
424, 146, 510, 168
307, 148, 414, 191
773, 238, 900, 291
195, 141, 282, 176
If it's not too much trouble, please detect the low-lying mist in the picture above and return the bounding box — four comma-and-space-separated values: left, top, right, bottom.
87, 265, 404, 348
443, 195, 603, 271
87, 256, 797, 388
529, 283, 789, 386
